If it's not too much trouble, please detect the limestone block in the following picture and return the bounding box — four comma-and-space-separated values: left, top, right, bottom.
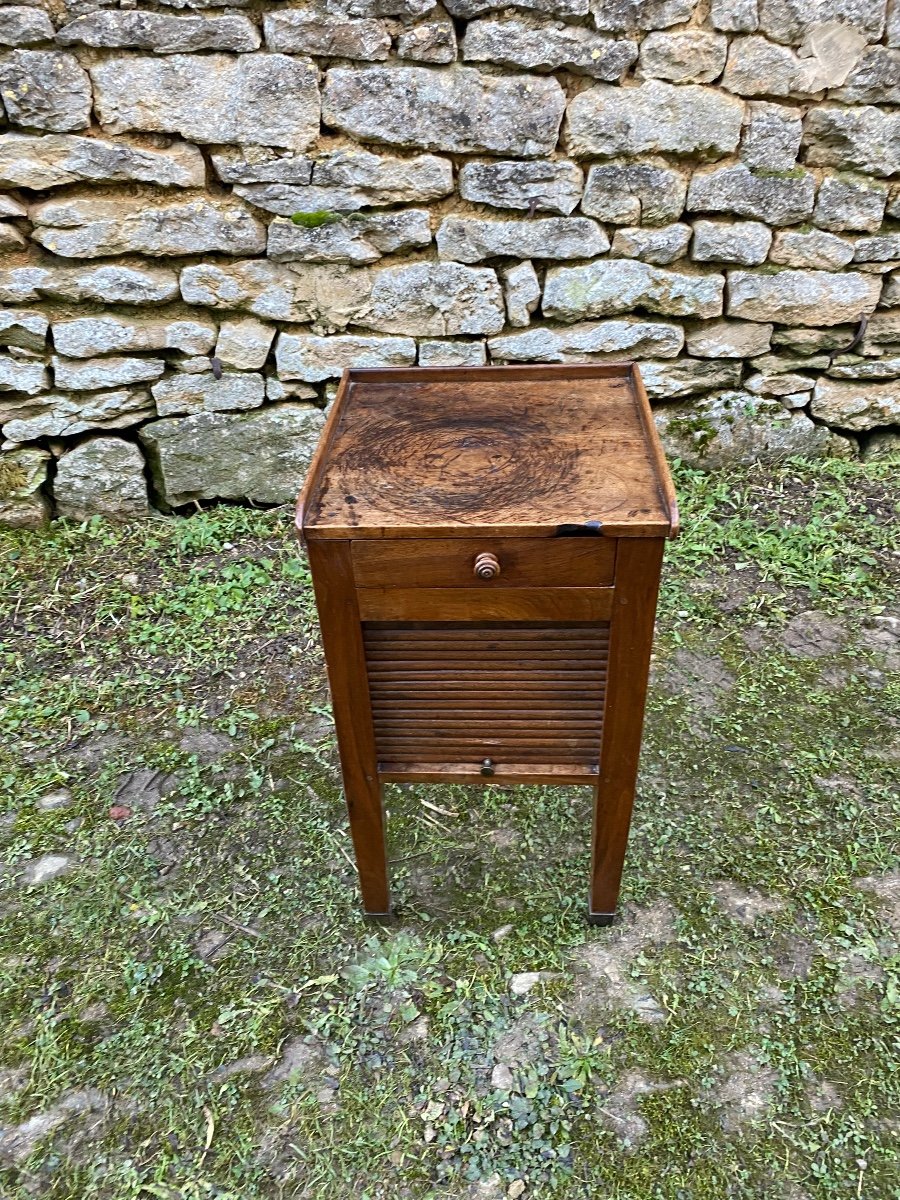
859, 310, 900, 350
235, 153, 453, 215
275, 333, 416, 381
581, 160, 687, 225
812, 174, 888, 232
727, 269, 881, 325
397, 13, 457, 62
740, 101, 802, 170
0, 7, 55, 45
139, 403, 326, 507
723, 31, 866, 97
444, 0, 589, 16
57, 12, 261, 52
0, 132, 206, 189
214, 320, 275, 371
691, 219, 772, 265
0, 223, 26, 249
0, 355, 48, 395
151, 372, 266, 417
436, 216, 609, 263
685, 319, 773, 358
458, 159, 584, 216
804, 106, 900, 178
877, 275, 900, 308
611, 224, 692, 265
710, 0, 758, 32
0, 310, 48, 352
90, 53, 320, 150
831, 47, 900, 104
2, 388, 154, 440
462, 17, 637, 80
756, 0, 885, 45
565, 80, 744, 158
590, 0, 697, 32
53, 316, 216, 358
640, 359, 742, 398
265, 378, 318, 401
500, 261, 541, 327
418, 340, 486, 365
55, 438, 150, 520
811, 378, 900, 429
323, 65, 565, 156
543, 260, 724, 321
0, 195, 26, 218
687, 164, 815, 226
268, 210, 432, 266
638, 30, 728, 83
0, 264, 180, 305
263, 10, 390, 58
745, 371, 814, 396
853, 234, 900, 263
359, 263, 505, 336
0, 50, 91, 131
488, 318, 684, 361
827, 355, 900, 379
52, 355, 166, 391
179, 261, 370, 328
655, 391, 854, 467
769, 229, 854, 270
772, 326, 858, 352
210, 148, 313, 186
31, 195, 267, 258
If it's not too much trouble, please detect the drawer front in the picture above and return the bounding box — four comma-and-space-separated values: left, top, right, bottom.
364, 623, 608, 770
352, 537, 616, 589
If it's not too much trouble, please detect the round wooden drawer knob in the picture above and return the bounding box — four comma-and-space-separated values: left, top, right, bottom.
474, 552, 501, 580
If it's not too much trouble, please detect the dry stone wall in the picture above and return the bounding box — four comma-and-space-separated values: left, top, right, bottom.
1, 0, 900, 525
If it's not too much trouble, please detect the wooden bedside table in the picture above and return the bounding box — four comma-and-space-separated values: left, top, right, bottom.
297, 364, 679, 924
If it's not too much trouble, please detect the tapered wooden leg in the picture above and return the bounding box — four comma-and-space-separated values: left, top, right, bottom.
589, 538, 665, 925
306, 540, 390, 916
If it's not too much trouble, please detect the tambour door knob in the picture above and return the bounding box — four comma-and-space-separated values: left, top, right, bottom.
474, 551, 501, 580
481, 758, 495, 777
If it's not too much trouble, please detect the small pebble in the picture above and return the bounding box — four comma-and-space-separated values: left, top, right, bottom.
491, 1063, 515, 1090
36, 789, 71, 811
21, 854, 74, 886
509, 971, 558, 997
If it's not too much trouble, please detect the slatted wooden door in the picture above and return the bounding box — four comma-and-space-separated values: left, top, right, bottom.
364, 622, 609, 780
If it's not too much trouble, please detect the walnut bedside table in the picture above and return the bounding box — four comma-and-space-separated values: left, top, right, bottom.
297, 364, 679, 924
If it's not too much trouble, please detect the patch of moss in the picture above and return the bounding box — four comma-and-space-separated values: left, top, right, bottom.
0, 460, 28, 499
291, 210, 342, 228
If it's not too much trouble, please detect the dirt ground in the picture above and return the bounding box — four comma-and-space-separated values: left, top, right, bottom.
0, 456, 898, 1199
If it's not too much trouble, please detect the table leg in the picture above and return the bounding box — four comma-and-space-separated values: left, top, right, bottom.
589, 538, 665, 925
306, 540, 390, 916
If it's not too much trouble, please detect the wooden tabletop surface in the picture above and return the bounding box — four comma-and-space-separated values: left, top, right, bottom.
299, 364, 679, 540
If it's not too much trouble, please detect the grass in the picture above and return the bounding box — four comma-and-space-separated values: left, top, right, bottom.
0, 457, 898, 1199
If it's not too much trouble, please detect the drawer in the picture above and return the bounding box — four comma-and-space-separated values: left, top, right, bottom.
351, 537, 616, 589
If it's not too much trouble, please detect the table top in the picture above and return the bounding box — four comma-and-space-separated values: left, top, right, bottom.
298, 364, 679, 541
